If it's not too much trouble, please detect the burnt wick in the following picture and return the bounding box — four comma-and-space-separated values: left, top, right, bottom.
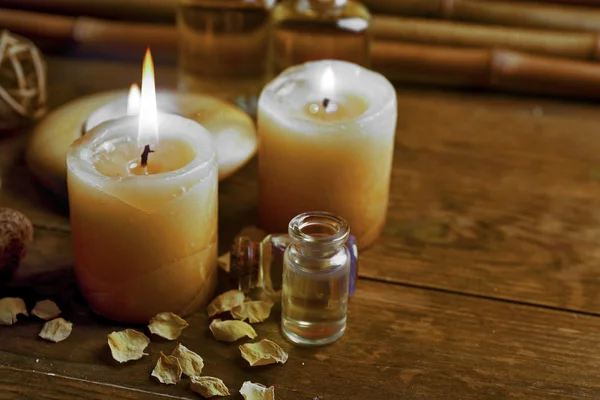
140, 145, 155, 167
322, 98, 330, 108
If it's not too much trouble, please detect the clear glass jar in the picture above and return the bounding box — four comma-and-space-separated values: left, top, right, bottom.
176, 0, 275, 116
230, 229, 358, 298
281, 211, 351, 346
270, 0, 372, 75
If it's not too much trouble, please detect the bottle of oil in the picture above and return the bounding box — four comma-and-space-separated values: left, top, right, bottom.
281, 211, 352, 346
176, 0, 275, 115
270, 0, 372, 75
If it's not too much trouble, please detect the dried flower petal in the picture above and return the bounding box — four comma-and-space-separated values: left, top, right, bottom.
239, 339, 288, 367
39, 318, 72, 342
231, 300, 274, 324
190, 376, 230, 398
107, 329, 150, 363
217, 252, 230, 273
239, 381, 275, 400
151, 352, 182, 385
206, 290, 245, 317
0, 297, 28, 325
170, 343, 204, 377
209, 319, 257, 342
148, 312, 189, 340
31, 299, 61, 320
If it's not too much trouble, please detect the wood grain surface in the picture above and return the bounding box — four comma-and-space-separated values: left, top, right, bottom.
2, 55, 600, 398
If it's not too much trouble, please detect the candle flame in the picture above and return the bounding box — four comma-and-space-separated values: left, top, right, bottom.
320, 66, 335, 94
127, 83, 140, 115
138, 48, 158, 147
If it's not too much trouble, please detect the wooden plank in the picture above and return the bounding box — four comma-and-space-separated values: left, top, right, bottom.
364, 88, 600, 313
2, 269, 600, 399
0, 366, 176, 399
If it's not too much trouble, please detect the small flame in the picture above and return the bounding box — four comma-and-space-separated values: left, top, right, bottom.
127, 83, 140, 115
320, 66, 335, 95
138, 48, 158, 147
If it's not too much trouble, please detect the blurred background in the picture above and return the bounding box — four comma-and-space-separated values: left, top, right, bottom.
4, 0, 600, 106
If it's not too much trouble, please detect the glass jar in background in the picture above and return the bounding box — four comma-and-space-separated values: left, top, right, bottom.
177, 0, 275, 116
281, 211, 352, 346
270, 0, 372, 75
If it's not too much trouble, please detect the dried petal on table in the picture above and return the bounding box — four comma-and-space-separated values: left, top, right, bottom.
0, 297, 28, 325
151, 352, 182, 385
39, 318, 72, 343
148, 312, 189, 340
239, 381, 275, 400
217, 252, 230, 273
209, 319, 257, 342
206, 290, 245, 317
239, 339, 288, 367
170, 343, 204, 377
190, 376, 230, 398
231, 300, 274, 323
107, 329, 150, 363
31, 299, 61, 320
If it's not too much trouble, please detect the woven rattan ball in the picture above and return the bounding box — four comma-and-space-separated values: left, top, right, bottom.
0, 30, 47, 132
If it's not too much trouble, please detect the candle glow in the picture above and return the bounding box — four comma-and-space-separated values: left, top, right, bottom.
321, 66, 335, 94
127, 84, 140, 116
138, 49, 159, 147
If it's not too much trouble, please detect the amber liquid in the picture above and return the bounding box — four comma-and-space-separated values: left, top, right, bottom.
271, 0, 371, 74
177, 0, 272, 115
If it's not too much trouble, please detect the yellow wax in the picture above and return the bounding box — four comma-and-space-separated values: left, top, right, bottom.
93, 138, 196, 177
257, 60, 397, 249
67, 115, 218, 323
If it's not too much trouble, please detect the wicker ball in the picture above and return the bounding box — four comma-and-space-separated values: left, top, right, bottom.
0, 30, 47, 132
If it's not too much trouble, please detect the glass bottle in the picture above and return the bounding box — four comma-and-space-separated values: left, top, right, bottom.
176, 0, 275, 116
270, 0, 372, 76
230, 224, 358, 299
281, 211, 352, 346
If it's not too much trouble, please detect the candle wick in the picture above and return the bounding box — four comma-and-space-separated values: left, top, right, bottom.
322, 97, 338, 114
140, 144, 155, 167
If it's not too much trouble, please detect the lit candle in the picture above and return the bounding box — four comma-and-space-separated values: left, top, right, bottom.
257, 60, 397, 249
66, 50, 218, 323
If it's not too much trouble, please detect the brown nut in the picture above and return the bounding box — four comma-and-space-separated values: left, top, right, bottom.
0, 208, 33, 282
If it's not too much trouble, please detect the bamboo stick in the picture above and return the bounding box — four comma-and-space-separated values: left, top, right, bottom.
482, 0, 600, 6
373, 16, 600, 60
1, 0, 177, 21
373, 41, 600, 98
363, 0, 600, 33
7, 8, 600, 63
0, 9, 177, 52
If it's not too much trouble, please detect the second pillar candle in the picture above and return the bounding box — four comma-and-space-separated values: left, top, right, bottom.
257, 60, 397, 249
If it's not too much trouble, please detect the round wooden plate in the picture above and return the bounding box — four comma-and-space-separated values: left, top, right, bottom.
26, 90, 257, 198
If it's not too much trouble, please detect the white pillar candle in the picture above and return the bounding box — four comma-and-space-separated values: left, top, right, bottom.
257, 60, 397, 249
67, 114, 218, 323
66, 51, 218, 323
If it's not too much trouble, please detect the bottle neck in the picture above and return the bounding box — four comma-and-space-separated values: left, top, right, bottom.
288, 211, 350, 258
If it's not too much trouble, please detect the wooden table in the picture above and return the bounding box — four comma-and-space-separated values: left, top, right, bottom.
2, 55, 600, 400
